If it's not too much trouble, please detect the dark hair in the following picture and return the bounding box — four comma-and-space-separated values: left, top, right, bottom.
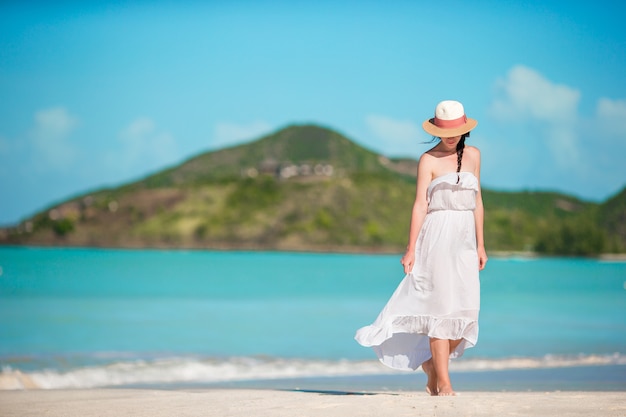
456, 132, 470, 184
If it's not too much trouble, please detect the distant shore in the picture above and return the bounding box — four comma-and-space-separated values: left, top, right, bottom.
488, 250, 626, 261
1, 243, 626, 261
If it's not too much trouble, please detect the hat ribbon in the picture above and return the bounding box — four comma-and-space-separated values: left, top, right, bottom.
433, 114, 467, 128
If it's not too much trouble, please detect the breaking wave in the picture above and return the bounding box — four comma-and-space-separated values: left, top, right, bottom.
1, 353, 624, 390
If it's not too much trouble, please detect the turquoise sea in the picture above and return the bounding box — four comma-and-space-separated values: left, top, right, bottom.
0, 247, 624, 391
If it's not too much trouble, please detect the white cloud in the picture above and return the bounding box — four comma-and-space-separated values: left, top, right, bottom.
34, 107, 79, 139
548, 126, 579, 167
121, 117, 155, 139
30, 107, 79, 170
213, 121, 273, 149
365, 114, 428, 155
596, 98, 626, 136
491, 65, 580, 122
365, 114, 422, 144
110, 117, 179, 177
488, 66, 626, 196
490, 66, 582, 168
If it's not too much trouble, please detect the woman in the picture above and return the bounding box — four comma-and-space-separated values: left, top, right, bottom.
355, 100, 488, 396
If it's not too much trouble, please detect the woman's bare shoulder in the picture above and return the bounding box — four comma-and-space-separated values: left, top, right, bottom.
418, 151, 438, 168
465, 145, 481, 162
416, 152, 437, 179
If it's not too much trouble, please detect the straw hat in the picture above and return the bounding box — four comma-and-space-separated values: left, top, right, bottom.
422, 100, 477, 137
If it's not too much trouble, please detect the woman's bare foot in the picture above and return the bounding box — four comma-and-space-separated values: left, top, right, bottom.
437, 384, 456, 396
422, 359, 438, 396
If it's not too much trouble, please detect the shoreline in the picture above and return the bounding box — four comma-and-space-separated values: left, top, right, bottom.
2, 244, 626, 260
3, 364, 624, 393
201, 365, 626, 393
1, 389, 625, 417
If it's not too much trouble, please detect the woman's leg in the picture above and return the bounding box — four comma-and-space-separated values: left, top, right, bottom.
429, 338, 463, 396
421, 358, 438, 396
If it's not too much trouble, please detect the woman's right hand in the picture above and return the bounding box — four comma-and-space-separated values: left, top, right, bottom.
400, 250, 415, 274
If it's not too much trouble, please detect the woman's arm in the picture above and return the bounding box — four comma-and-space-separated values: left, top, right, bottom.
401, 154, 432, 274
472, 148, 488, 270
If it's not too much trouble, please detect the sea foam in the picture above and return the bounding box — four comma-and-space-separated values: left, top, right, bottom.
1, 353, 624, 390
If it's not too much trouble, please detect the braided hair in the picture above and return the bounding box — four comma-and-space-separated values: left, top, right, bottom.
456, 132, 470, 184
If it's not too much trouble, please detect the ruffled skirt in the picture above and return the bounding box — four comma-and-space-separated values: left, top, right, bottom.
354, 209, 480, 371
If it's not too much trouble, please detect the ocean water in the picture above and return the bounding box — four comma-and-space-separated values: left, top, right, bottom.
0, 247, 624, 391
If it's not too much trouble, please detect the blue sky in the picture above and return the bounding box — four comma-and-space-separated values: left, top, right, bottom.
1, 1, 625, 225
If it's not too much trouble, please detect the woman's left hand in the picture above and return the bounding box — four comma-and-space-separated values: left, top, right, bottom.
477, 247, 488, 270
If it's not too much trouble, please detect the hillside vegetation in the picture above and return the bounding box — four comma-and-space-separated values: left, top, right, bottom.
1, 124, 624, 256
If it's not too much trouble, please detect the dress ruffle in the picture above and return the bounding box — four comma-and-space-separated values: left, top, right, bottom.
354, 286, 479, 371
356, 315, 478, 348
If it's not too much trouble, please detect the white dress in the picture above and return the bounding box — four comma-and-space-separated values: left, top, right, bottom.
355, 171, 480, 371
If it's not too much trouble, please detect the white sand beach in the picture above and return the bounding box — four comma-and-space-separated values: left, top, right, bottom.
1, 389, 625, 417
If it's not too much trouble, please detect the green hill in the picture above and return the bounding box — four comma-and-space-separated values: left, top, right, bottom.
138, 124, 392, 188
1, 124, 624, 256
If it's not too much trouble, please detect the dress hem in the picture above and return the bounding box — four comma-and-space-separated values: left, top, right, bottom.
355, 314, 479, 347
